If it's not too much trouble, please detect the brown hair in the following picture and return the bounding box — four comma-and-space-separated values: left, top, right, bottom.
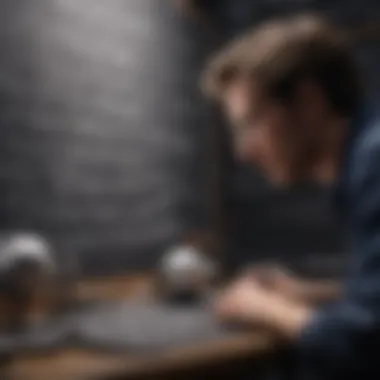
202, 14, 362, 117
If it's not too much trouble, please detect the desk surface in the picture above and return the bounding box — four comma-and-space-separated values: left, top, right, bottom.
5, 275, 277, 380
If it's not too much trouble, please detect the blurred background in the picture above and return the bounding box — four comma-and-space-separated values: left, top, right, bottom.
0, 0, 378, 278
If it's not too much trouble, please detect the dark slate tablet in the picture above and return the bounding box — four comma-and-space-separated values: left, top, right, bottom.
75, 300, 235, 353
0, 317, 73, 355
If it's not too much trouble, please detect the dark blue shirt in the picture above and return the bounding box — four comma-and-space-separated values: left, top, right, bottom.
298, 107, 380, 379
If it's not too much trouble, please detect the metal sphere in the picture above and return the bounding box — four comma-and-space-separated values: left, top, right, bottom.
158, 245, 216, 301
0, 232, 76, 333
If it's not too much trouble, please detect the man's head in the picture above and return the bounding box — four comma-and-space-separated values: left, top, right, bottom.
202, 15, 362, 185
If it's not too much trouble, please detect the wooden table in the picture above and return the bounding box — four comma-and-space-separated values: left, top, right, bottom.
3, 274, 278, 380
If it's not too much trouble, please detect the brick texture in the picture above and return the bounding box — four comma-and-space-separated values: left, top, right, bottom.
0, 0, 211, 274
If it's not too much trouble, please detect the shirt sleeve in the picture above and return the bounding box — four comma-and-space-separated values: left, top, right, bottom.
298, 299, 378, 378
297, 135, 380, 379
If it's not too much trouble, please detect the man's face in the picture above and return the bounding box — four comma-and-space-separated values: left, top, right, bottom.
223, 79, 319, 185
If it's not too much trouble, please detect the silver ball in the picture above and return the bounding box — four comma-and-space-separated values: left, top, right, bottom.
159, 245, 215, 295
0, 233, 55, 276
0, 232, 71, 332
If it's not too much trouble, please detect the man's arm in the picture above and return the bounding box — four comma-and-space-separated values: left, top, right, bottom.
248, 266, 341, 305
266, 137, 380, 378
293, 279, 341, 305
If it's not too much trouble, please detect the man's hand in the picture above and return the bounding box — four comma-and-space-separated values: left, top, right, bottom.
246, 265, 341, 305
246, 265, 301, 299
215, 276, 280, 326
215, 276, 313, 340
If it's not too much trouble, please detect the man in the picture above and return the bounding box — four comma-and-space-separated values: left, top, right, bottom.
202, 14, 380, 379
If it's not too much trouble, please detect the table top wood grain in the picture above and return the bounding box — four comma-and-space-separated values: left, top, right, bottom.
4, 274, 277, 380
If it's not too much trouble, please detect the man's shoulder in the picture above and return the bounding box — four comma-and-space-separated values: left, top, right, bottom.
345, 113, 380, 209
349, 113, 380, 179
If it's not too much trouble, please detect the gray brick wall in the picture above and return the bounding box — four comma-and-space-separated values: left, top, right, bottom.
0, 0, 211, 274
